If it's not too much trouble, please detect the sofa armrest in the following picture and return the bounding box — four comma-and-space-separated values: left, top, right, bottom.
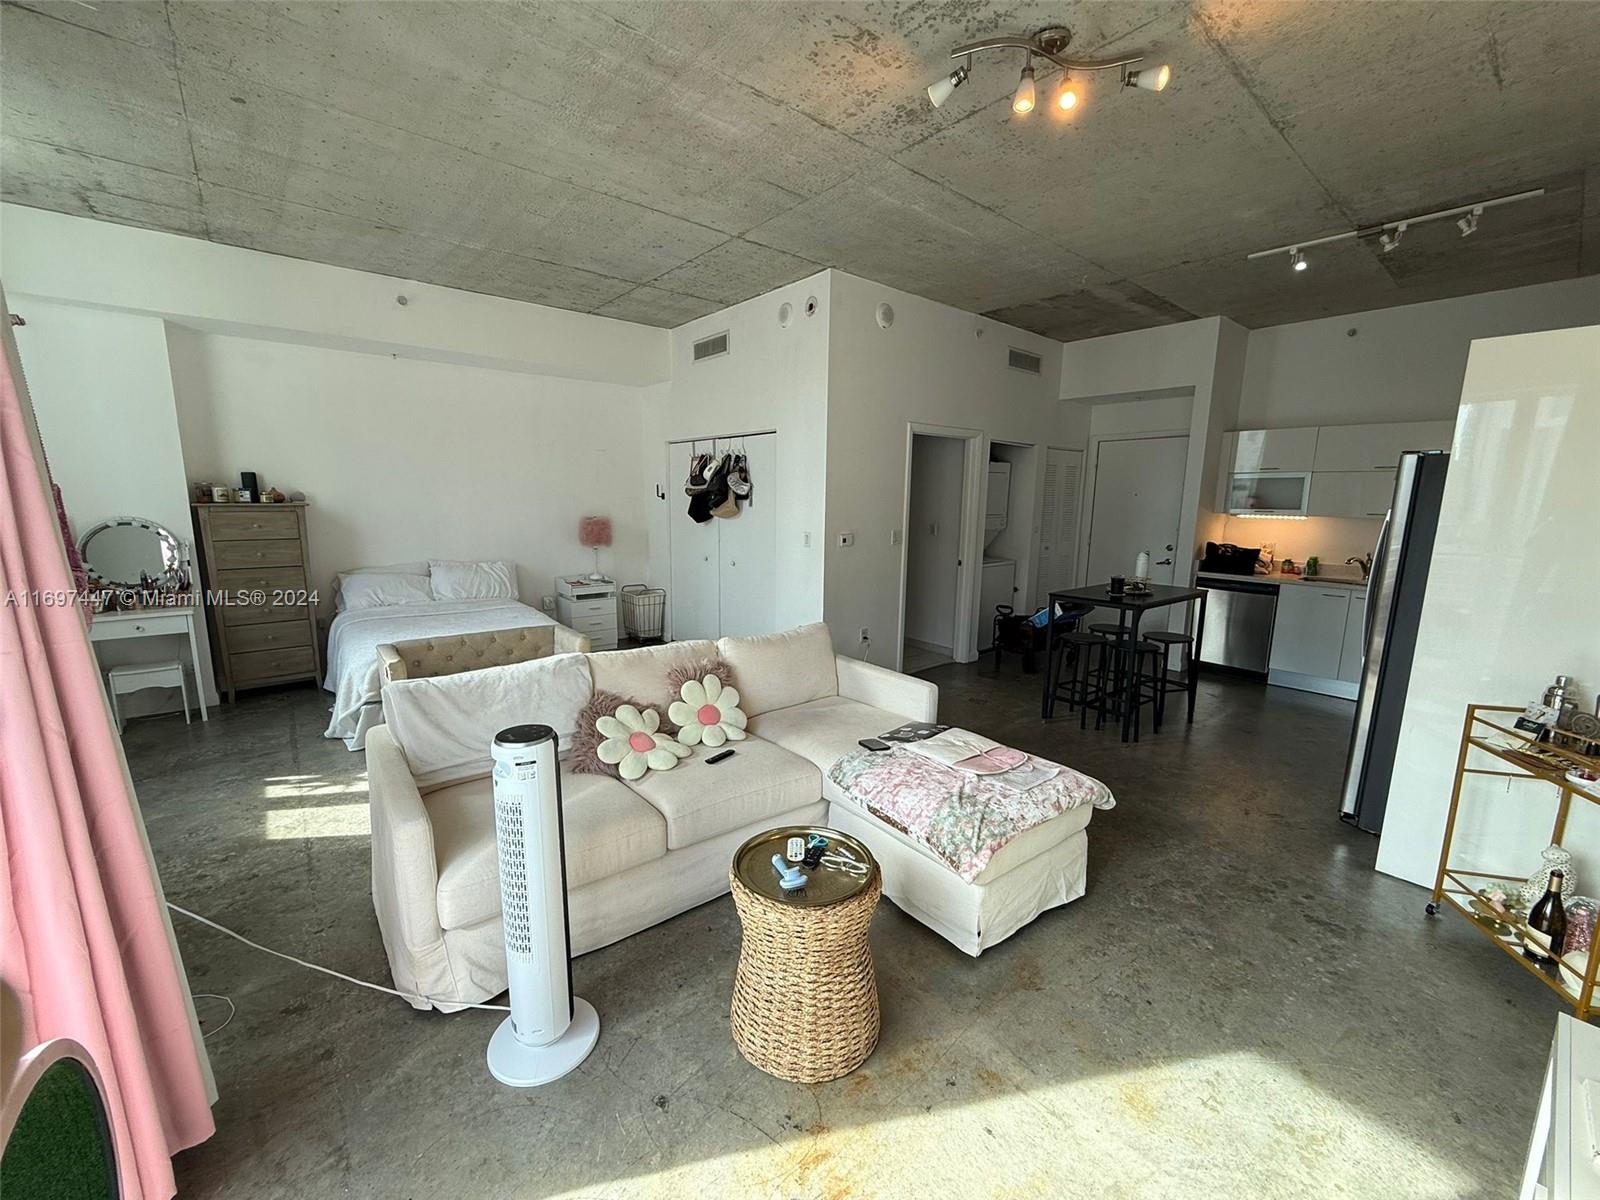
365, 725, 444, 1001
553, 623, 592, 654
377, 642, 406, 684
836, 655, 938, 722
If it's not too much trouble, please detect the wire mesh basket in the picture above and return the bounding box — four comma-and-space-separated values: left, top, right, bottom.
620, 584, 666, 642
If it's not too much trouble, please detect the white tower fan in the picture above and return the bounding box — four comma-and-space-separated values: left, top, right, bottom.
487, 724, 600, 1086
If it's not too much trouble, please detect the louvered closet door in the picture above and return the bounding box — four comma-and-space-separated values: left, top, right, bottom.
716, 433, 777, 637
1038, 447, 1084, 594
668, 441, 720, 641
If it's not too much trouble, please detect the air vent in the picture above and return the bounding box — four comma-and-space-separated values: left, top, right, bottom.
1007, 347, 1042, 375
692, 331, 730, 362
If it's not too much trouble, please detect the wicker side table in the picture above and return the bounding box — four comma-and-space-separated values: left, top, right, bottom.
728, 827, 881, 1083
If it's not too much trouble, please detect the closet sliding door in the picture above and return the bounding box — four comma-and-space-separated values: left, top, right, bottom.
666, 433, 777, 642
668, 440, 720, 641
716, 433, 776, 637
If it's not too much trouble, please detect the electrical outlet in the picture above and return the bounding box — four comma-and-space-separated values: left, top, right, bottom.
802, 531, 812, 548
890, 529, 903, 546
858, 627, 870, 642
837, 531, 855, 547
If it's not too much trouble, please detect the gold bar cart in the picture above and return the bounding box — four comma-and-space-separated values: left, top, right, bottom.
1427, 704, 1600, 1022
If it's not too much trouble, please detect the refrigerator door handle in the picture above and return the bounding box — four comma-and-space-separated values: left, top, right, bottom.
1364, 508, 1391, 649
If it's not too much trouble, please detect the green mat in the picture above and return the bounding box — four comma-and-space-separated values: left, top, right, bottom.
1, 1059, 116, 1199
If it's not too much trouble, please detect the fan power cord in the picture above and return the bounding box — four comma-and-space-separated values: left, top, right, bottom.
167, 902, 510, 1013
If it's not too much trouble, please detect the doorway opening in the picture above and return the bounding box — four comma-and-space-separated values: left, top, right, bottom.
898, 426, 983, 674
978, 441, 1039, 653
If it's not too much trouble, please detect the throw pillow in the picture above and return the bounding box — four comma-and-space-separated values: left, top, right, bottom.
569, 688, 646, 777
667, 674, 748, 748
595, 704, 689, 781
662, 657, 735, 729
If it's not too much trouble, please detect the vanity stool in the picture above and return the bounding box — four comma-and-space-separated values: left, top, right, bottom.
106, 661, 190, 732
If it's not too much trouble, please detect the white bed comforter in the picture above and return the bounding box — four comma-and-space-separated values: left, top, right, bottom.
322, 599, 556, 750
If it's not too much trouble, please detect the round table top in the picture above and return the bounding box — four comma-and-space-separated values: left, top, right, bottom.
733, 826, 877, 909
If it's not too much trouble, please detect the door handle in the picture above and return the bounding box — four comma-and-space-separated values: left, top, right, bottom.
1156, 558, 1173, 565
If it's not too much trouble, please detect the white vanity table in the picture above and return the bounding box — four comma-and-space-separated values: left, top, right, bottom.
88, 606, 209, 723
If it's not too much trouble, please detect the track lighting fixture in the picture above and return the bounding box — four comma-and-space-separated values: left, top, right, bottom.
926, 61, 970, 108
1378, 222, 1407, 254
1245, 188, 1545, 270
926, 25, 1170, 121
1013, 58, 1036, 114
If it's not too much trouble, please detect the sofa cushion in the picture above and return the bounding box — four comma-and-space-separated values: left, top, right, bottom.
748, 694, 906, 778
716, 623, 838, 717
625, 735, 819, 849
426, 771, 667, 930
587, 639, 717, 713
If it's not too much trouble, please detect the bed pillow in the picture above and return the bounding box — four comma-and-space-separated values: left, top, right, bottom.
381, 654, 594, 791
429, 559, 517, 601
339, 571, 435, 611
334, 561, 429, 610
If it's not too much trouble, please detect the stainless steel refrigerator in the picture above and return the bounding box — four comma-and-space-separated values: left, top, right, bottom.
1340, 451, 1450, 833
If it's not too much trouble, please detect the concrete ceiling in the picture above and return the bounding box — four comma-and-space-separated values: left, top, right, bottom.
3, 1, 1596, 340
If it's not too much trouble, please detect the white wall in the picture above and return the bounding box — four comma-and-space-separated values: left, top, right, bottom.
823, 272, 1064, 663
1238, 276, 1600, 429
1, 205, 669, 387
1375, 325, 1600, 889
645, 273, 831, 636
16, 300, 220, 713
903, 435, 964, 650
167, 329, 649, 623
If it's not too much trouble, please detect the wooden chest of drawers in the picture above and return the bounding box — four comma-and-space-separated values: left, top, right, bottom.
193, 502, 320, 702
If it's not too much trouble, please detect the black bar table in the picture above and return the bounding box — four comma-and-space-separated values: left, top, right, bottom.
1042, 582, 1208, 742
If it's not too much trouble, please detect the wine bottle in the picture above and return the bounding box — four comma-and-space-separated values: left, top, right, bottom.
1525, 869, 1568, 965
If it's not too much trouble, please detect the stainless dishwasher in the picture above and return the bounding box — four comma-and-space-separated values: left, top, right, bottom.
1197, 577, 1277, 674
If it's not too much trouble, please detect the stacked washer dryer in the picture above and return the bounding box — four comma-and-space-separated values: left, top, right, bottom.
979, 460, 1014, 652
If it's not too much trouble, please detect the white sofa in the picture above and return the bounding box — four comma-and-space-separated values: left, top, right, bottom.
366, 623, 1096, 1011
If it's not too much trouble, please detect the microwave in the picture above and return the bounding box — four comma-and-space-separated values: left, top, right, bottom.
1226, 471, 1311, 517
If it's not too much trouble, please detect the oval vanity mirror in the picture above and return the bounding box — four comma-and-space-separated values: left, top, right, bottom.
78, 517, 186, 588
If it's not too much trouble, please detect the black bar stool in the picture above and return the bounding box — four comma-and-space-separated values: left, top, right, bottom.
1082, 623, 1163, 738
1143, 630, 1195, 731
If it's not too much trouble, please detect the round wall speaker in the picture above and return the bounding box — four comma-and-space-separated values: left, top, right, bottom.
875, 302, 894, 329
777, 302, 794, 328
804, 295, 819, 317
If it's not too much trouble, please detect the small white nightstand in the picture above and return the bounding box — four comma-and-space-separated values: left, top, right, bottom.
556, 576, 618, 650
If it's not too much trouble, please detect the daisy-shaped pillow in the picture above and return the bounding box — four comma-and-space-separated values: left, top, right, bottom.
668, 675, 748, 748
596, 705, 689, 780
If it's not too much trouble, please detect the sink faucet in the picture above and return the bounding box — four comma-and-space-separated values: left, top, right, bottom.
1346, 554, 1373, 580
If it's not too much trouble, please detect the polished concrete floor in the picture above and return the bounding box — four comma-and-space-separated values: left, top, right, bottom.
127, 662, 1558, 1199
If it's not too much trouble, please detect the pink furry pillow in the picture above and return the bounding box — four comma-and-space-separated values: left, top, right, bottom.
568, 689, 662, 777
663, 657, 736, 732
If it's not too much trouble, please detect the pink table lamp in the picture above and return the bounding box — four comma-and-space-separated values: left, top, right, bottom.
579, 516, 612, 582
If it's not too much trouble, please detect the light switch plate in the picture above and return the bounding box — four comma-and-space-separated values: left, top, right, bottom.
837, 531, 855, 547
890, 529, 903, 546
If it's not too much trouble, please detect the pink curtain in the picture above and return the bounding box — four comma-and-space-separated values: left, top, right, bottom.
1, 324, 214, 1194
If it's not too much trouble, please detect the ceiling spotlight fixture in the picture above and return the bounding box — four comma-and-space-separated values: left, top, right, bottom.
1378, 222, 1407, 254
1125, 63, 1172, 92
927, 25, 1170, 121
1054, 72, 1078, 111
1245, 188, 1545, 270
926, 61, 970, 108
1013, 57, 1037, 114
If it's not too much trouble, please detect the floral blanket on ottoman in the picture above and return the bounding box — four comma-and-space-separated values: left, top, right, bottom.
828, 744, 1114, 883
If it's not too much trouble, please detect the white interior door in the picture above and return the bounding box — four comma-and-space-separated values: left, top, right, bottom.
1086, 435, 1188, 588
716, 433, 777, 638
1037, 447, 1084, 594
668, 441, 720, 641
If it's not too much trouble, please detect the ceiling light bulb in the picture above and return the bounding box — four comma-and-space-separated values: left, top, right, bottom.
1013, 63, 1036, 114
1290, 248, 1307, 272
1054, 74, 1078, 111
1126, 63, 1172, 92
1458, 206, 1481, 237
927, 64, 969, 108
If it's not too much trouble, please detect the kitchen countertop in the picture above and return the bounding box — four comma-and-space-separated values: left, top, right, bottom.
1195, 567, 1367, 590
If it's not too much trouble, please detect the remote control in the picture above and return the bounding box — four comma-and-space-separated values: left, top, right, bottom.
705, 748, 736, 765
786, 836, 806, 863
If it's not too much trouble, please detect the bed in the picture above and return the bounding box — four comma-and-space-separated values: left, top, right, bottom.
321, 558, 569, 750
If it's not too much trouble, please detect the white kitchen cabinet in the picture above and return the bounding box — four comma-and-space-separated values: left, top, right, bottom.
1338, 592, 1367, 683
1307, 470, 1398, 519
1227, 471, 1312, 515
1269, 585, 1351, 679
1232, 427, 1319, 473
1312, 420, 1453, 472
